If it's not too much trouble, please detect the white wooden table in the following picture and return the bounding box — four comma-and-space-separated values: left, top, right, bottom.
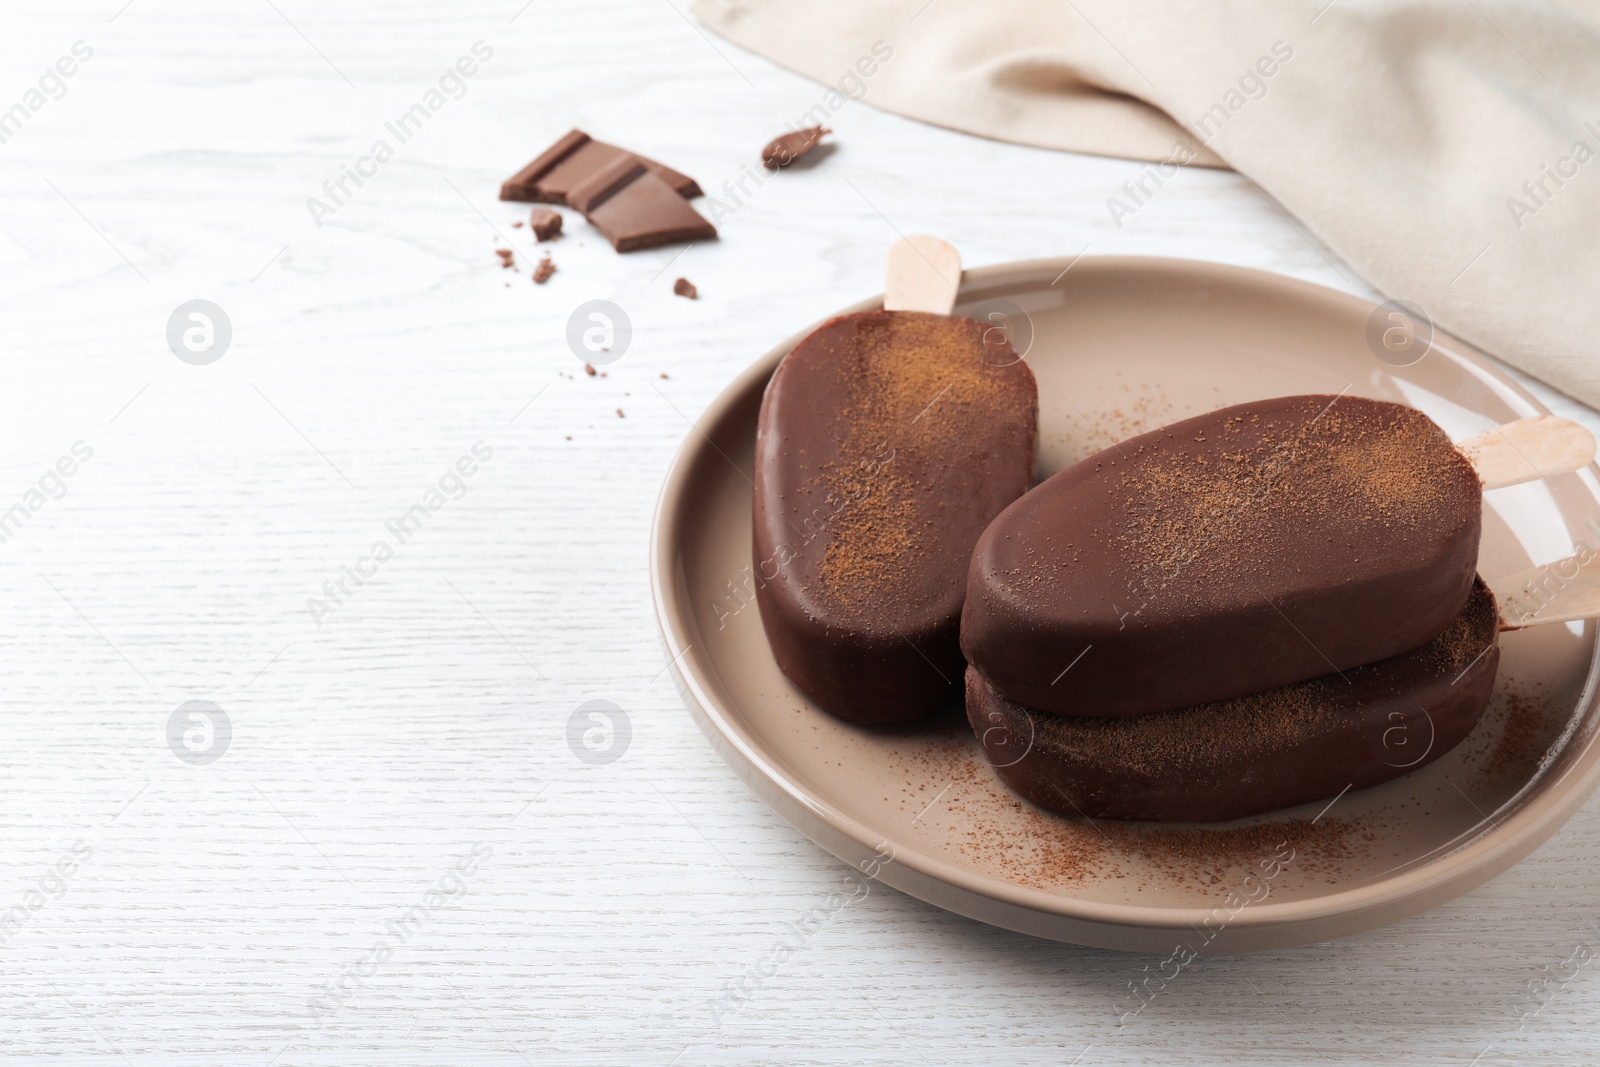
3, 1, 1598, 1062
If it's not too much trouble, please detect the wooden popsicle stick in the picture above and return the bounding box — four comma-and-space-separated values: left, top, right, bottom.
1493, 550, 1600, 629
883, 236, 961, 315
1458, 416, 1596, 490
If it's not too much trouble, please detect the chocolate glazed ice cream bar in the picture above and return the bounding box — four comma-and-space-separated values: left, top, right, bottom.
962, 395, 1595, 719
752, 238, 1038, 725
960, 396, 1595, 822
971, 552, 1600, 823
969, 581, 1498, 823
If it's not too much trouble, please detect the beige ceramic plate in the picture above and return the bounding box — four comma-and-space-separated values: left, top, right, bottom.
650, 256, 1600, 952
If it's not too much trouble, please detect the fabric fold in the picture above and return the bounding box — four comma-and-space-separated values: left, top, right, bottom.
695, 0, 1600, 409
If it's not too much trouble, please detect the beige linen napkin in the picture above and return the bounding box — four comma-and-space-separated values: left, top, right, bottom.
695, 0, 1600, 409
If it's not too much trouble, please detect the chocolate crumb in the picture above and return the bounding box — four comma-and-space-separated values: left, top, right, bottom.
762, 126, 830, 169
512, 220, 523, 228
660, 372, 669, 379
584, 364, 597, 377
673, 277, 698, 299
495, 249, 514, 269
616, 408, 625, 418
533, 255, 556, 284
529, 207, 562, 241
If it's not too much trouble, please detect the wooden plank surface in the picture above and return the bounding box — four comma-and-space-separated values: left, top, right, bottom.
1, 1, 1597, 1062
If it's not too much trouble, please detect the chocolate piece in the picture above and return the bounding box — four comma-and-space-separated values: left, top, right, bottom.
753, 310, 1038, 725
532, 255, 555, 284
969, 580, 1500, 822
566, 157, 645, 214
568, 156, 716, 253
962, 395, 1482, 719
495, 249, 514, 269
529, 207, 562, 241
499, 129, 701, 204
673, 277, 697, 299
762, 126, 830, 170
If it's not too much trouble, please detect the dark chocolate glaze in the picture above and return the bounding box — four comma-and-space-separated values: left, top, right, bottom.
962, 394, 1482, 718
967, 579, 1500, 822
753, 310, 1037, 724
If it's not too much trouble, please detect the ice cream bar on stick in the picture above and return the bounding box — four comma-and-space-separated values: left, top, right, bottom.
962, 395, 1596, 720
973, 546, 1600, 823
751, 237, 1038, 725
968, 580, 1498, 823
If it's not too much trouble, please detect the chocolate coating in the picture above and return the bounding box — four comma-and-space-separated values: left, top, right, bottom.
962, 395, 1482, 718
968, 580, 1500, 823
753, 310, 1037, 725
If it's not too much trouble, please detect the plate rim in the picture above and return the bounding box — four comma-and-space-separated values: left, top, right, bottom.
649, 254, 1600, 943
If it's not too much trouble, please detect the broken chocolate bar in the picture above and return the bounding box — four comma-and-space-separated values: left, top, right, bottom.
500, 129, 702, 204
568, 156, 716, 253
